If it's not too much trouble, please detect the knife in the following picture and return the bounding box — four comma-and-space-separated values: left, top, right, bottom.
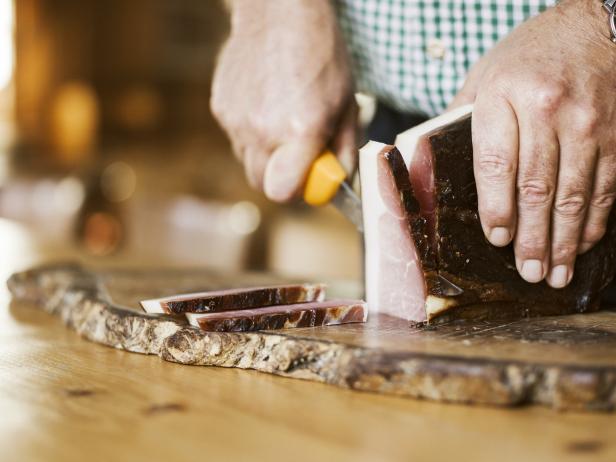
303, 150, 463, 297
303, 151, 364, 232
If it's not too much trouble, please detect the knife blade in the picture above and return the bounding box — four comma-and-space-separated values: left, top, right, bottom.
433, 274, 464, 297
330, 180, 363, 232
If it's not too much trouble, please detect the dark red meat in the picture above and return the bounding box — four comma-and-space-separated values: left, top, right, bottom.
140, 283, 325, 314
186, 299, 367, 332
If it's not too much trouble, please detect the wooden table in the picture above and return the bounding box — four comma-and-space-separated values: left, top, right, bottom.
1, 218, 615, 462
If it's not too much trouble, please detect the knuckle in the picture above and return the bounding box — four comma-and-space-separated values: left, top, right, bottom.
590, 191, 616, 210
209, 94, 225, 121
248, 114, 271, 137
571, 106, 601, 138
293, 123, 322, 140
483, 70, 509, 93
583, 224, 607, 244
517, 179, 554, 207
551, 242, 578, 262
477, 152, 515, 181
479, 199, 512, 224
516, 237, 548, 257
290, 113, 329, 139
210, 97, 242, 132
531, 84, 567, 115
553, 191, 588, 218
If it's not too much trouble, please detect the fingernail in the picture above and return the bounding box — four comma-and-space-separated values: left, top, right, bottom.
578, 242, 593, 254
547, 265, 569, 289
488, 227, 511, 247
521, 259, 544, 283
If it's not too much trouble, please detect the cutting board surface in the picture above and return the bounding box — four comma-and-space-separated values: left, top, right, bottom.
8, 264, 616, 412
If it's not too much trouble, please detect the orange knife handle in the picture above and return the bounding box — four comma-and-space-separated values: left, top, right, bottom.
303, 151, 347, 206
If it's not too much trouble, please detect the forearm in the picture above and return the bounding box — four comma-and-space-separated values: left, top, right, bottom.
223, 0, 336, 33
211, 0, 356, 201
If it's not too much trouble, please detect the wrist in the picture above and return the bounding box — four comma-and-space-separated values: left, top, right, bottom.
227, 0, 334, 34
559, 0, 615, 44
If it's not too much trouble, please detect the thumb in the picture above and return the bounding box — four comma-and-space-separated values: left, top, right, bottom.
263, 139, 324, 203
331, 102, 359, 177
446, 86, 477, 112
446, 56, 490, 112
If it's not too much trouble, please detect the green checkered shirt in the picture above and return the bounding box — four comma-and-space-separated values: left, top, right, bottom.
335, 0, 557, 117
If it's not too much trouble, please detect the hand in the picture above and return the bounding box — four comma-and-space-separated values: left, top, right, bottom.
210, 0, 357, 202
450, 0, 616, 288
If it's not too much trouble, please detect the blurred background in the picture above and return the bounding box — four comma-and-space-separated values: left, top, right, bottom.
0, 0, 362, 284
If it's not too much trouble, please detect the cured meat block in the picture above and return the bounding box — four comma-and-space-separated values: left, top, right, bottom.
361, 105, 616, 323
185, 299, 368, 332
140, 283, 325, 314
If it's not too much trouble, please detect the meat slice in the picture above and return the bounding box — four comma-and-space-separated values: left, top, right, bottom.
140, 283, 325, 314
185, 299, 367, 332
360, 141, 428, 321
361, 104, 616, 323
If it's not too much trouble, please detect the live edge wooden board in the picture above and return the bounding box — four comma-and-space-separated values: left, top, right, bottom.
8, 263, 616, 412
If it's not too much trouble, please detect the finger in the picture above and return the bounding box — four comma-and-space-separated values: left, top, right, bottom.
513, 116, 559, 284
243, 147, 271, 191
447, 55, 491, 112
546, 137, 596, 288
229, 138, 246, 163
331, 102, 359, 177
472, 92, 519, 247
263, 139, 324, 202
578, 150, 616, 254
447, 86, 477, 112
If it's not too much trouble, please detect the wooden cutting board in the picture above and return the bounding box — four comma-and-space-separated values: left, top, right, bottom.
8, 263, 616, 412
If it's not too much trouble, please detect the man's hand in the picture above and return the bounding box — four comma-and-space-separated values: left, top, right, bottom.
211, 0, 357, 202
450, 0, 616, 288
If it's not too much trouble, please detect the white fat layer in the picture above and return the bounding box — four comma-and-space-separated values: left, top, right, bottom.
359, 141, 388, 314
425, 295, 458, 320
395, 105, 473, 168
185, 313, 200, 327
140, 299, 166, 314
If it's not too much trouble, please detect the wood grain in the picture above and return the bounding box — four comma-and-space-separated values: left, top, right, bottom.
3, 264, 616, 461
7, 263, 616, 413
3, 304, 616, 462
